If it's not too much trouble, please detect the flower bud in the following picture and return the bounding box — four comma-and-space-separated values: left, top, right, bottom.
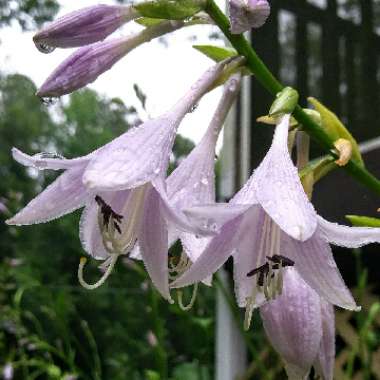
33, 5, 139, 53
36, 21, 184, 98
269, 86, 299, 117
229, 0, 270, 35
260, 269, 324, 380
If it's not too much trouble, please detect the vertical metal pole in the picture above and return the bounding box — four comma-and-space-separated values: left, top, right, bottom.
215, 270, 247, 380
216, 0, 249, 370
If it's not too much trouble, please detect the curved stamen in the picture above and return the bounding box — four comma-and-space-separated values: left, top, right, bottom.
78, 255, 119, 290
177, 282, 199, 311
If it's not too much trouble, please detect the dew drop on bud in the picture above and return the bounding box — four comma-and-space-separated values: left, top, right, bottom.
189, 103, 199, 113
39, 97, 59, 106
35, 41, 56, 54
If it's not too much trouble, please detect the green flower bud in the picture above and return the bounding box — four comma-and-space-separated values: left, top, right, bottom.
269, 87, 299, 117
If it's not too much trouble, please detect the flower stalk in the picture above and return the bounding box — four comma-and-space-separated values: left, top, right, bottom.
205, 0, 380, 196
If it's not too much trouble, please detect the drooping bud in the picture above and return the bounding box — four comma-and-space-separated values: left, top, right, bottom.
33, 5, 139, 53
260, 269, 324, 380
269, 87, 299, 118
36, 21, 184, 98
229, 0, 270, 35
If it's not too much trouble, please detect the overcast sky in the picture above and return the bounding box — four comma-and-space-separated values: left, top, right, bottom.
0, 0, 226, 144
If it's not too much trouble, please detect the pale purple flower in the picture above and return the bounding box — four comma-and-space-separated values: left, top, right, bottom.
33, 5, 139, 53
7, 60, 232, 300
260, 268, 335, 380
37, 21, 185, 98
172, 114, 380, 326
2, 363, 14, 380
0, 199, 9, 214
165, 73, 241, 286
229, 0, 270, 34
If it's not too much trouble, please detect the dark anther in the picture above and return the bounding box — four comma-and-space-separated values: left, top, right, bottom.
267, 255, 295, 267
95, 195, 123, 232
247, 255, 295, 285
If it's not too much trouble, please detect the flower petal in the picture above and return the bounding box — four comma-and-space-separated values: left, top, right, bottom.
183, 203, 252, 232
7, 166, 88, 225
318, 216, 380, 248
171, 215, 244, 288
138, 187, 172, 301
233, 206, 267, 307
281, 229, 359, 310
153, 179, 215, 236
83, 117, 176, 191
79, 200, 109, 260
314, 300, 335, 380
253, 115, 317, 241
230, 175, 258, 205
260, 268, 322, 380
12, 147, 89, 170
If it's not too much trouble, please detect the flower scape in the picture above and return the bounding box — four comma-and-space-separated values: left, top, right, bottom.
6, 1, 380, 379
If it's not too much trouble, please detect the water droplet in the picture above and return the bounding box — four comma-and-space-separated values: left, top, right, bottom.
189, 103, 199, 113
193, 183, 199, 189
35, 41, 56, 54
289, 225, 303, 240
201, 178, 208, 185
154, 168, 160, 174
210, 223, 218, 231
39, 97, 59, 106
36, 152, 64, 160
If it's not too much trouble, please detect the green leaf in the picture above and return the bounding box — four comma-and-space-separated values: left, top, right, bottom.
308, 97, 364, 166
193, 44, 238, 62
346, 215, 380, 227
299, 155, 335, 184
135, 17, 165, 26
134, 0, 204, 20
145, 370, 161, 380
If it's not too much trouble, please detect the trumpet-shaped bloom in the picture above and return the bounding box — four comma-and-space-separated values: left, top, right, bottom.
37, 21, 185, 98
260, 268, 335, 380
166, 73, 241, 273
229, 0, 270, 34
33, 5, 139, 53
8, 60, 231, 300
172, 114, 380, 326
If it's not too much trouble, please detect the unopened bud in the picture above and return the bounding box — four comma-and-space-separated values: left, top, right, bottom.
269, 87, 299, 117
36, 21, 184, 98
33, 5, 139, 53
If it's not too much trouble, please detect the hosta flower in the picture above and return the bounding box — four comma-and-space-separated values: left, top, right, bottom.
33, 5, 139, 53
7, 59, 233, 300
229, 0, 270, 34
37, 20, 186, 98
172, 114, 380, 327
166, 73, 241, 278
260, 268, 335, 380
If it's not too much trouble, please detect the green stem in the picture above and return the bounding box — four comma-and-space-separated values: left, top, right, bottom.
205, 0, 380, 196
150, 286, 168, 379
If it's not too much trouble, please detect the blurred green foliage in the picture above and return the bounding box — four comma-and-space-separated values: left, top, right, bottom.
0, 0, 59, 30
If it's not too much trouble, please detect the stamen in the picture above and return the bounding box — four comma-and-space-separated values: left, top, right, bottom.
95, 195, 123, 231
177, 283, 199, 311
244, 286, 258, 330
78, 255, 119, 290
